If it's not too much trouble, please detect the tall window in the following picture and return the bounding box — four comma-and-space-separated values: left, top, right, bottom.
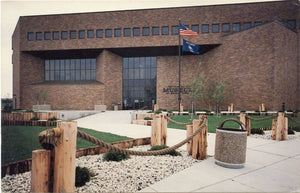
79, 30, 85, 39
243, 22, 251, 30
124, 28, 131, 37
191, 25, 199, 33
44, 32, 51, 40
233, 23, 241, 32
133, 27, 140, 36
105, 29, 112, 37
70, 30, 76, 39
114, 28, 121, 37
152, 27, 159, 35
87, 30, 94, 38
123, 57, 157, 110
36, 32, 42, 40
28, 32, 34, 41
53, 31, 59, 40
96, 29, 103, 38
161, 26, 169, 35
172, 26, 179, 35
222, 23, 230, 32
45, 58, 96, 81
212, 24, 219, 33
61, 31, 68, 39
201, 24, 209, 33
142, 27, 149, 36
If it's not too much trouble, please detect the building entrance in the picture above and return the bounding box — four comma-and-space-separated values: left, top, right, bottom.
122, 57, 157, 110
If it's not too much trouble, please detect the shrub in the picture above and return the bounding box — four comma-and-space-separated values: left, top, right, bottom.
167, 110, 173, 113
147, 111, 153, 113
30, 117, 39, 121
75, 166, 95, 187
292, 126, 300, 132
47, 117, 57, 121
148, 145, 182, 156
144, 117, 153, 120
154, 110, 162, 114
103, 150, 130, 162
251, 128, 264, 135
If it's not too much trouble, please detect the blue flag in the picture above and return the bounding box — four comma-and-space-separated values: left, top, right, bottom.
183, 39, 200, 54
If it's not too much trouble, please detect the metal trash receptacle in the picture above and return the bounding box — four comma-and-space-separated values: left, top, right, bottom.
214, 118, 247, 169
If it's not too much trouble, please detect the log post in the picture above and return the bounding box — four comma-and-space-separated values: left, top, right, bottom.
271, 119, 277, 140
186, 124, 193, 155
53, 121, 77, 193
276, 112, 287, 141
161, 113, 167, 146
180, 103, 184, 114
151, 114, 161, 146
230, 103, 234, 112
239, 113, 250, 136
153, 104, 159, 112
246, 117, 251, 136
31, 149, 52, 192
284, 117, 288, 140
192, 115, 207, 160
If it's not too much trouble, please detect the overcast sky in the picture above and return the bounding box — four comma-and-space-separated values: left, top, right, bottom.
1, 0, 281, 98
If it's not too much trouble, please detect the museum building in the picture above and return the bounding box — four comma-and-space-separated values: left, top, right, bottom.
12, 0, 299, 111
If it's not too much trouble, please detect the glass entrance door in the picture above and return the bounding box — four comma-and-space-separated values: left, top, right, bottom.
122, 57, 156, 110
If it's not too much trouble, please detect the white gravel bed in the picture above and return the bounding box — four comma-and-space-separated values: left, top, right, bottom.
1, 145, 200, 193
249, 130, 300, 140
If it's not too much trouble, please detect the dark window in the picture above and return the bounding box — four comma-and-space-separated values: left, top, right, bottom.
87, 30, 94, 38
161, 26, 169, 35
44, 32, 51, 40
201, 24, 209, 33
171, 26, 179, 35
254, 21, 262, 26
287, 20, 296, 29
212, 24, 219, 33
122, 57, 157, 110
124, 28, 131, 37
45, 58, 96, 81
152, 27, 159, 35
222, 23, 230, 32
96, 29, 103, 38
105, 29, 112, 37
233, 23, 241, 32
53, 31, 59, 40
114, 28, 121, 37
28, 32, 34, 41
142, 27, 149, 36
79, 30, 85, 39
191, 25, 199, 33
133, 27, 140, 36
36, 32, 42, 40
61, 31, 68, 40
70, 30, 76, 39
243, 22, 251, 30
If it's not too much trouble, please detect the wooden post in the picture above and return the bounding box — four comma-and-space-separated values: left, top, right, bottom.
186, 125, 193, 155
180, 103, 184, 114
239, 113, 250, 136
271, 119, 277, 140
246, 117, 251, 136
230, 103, 234, 112
151, 114, 161, 146
154, 104, 159, 112
261, 103, 265, 111
276, 112, 287, 141
284, 117, 288, 140
53, 121, 77, 193
192, 115, 207, 160
161, 113, 167, 146
31, 149, 52, 193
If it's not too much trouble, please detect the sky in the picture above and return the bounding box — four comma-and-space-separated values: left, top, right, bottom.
0, 0, 281, 98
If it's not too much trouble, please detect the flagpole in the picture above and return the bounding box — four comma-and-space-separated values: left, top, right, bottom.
178, 19, 181, 113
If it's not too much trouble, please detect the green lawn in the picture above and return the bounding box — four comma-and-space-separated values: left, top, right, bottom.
1, 126, 131, 165
168, 115, 300, 133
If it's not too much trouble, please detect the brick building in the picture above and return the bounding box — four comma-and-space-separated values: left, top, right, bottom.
12, 0, 299, 111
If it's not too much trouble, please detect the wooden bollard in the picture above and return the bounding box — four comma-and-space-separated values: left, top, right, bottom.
271, 119, 277, 140
192, 115, 207, 160
151, 114, 161, 146
161, 114, 167, 146
186, 125, 193, 155
31, 149, 52, 192
240, 113, 251, 136
154, 104, 159, 112
53, 121, 77, 193
276, 112, 288, 141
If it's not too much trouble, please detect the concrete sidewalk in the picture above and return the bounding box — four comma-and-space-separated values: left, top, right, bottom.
76, 111, 300, 192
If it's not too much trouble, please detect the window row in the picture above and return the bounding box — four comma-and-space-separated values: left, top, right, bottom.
45, 58, 96, 81
28, 19, 299, 41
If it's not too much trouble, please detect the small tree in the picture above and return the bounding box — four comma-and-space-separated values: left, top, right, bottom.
212, 81, 226, 116
189, 63, 207, 110
40, 89, 49, 104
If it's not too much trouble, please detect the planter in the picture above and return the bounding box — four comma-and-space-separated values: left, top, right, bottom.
214, 118, 247, 169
